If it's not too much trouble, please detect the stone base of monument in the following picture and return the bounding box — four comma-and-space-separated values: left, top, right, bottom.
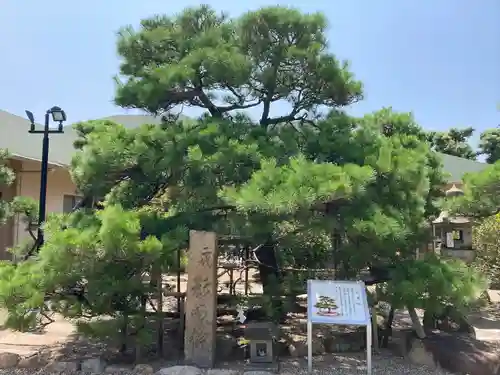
242, 360, 280, 373
391, 329, 500, 375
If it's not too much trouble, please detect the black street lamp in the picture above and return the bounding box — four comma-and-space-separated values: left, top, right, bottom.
25, 106, 67, 251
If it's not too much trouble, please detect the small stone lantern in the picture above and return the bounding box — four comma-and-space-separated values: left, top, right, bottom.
244, 322, 277, 363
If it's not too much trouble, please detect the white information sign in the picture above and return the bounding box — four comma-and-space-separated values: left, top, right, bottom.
307, 280, 372, 374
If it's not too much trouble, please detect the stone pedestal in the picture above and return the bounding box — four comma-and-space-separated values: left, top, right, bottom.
184, 230, 218, 368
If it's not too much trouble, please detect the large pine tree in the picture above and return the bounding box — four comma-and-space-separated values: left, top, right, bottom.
0, 6, 485, 344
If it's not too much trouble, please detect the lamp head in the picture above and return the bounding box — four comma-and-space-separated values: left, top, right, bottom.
25, 110, 35, 124
25, 110, 35, 132
48, 106, 66, 123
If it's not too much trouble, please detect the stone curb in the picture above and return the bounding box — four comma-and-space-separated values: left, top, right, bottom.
0, 352, 280, 375
0, 351, 155, 373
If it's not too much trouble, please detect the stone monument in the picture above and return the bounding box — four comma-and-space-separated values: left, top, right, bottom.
184, 230, 218, 368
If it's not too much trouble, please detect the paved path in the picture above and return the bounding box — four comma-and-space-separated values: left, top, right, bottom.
392, 289, 500, 342
0, 318, 74, 356
468, 290, 500, 341
0, 269, 253, 357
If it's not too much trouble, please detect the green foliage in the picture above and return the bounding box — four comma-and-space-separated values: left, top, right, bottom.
75, 315, 154, 349
0, 151, 39, 259
448, 161, 500, 218
472, 214, 500, 287
427, 127, 477, 160
478, 128, 500, 164
40, 205, 163, 317
221, 155, 374, 215
0, 5, 483, 347
358, 107, 428, 141
114, 5, 362, 119
0, 149, 15, 224
0, 205, 165, 332
7, 196, 39, 258
378, 254, 486, 314
11, 196, 39, 224
299, 110, 446, 273
0, 259, 47, 330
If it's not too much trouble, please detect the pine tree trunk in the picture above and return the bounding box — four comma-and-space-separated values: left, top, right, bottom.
255, 240, 284, 321
408, 306, 426, 339
155, 268, 164, 357
255, 240, 282, 294
135, 296, 147, 362
423, 310, 435, 331
381, 307, 395, 347
119, 313, 128, 353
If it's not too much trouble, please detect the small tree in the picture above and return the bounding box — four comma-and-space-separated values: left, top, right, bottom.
377, 254, 486, 338
0, 149, 15, 223
0, 150, 40, 262
0, 205, 166, 338
472, 214, 500, 288
8, 196, 39, 258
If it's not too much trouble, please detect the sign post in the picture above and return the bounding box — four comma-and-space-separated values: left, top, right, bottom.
307, 280, 372, 375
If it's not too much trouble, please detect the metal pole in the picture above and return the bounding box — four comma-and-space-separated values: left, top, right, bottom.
177, 248, 181, 313
366, 322, 372, 375
370, 307, 379, 352
244, 245, 249, 295
307, 320, 312, 373
36, 112, 50, 249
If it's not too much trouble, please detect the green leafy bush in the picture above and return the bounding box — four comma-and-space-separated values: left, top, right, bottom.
473, 214, 500, 288
378, 254, 486, 314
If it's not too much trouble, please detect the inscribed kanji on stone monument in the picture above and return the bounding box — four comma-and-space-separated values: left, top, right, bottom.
184, 230, 218, 367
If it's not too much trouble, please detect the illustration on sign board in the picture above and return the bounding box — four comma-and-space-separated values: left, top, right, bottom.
314, 294, 341, 317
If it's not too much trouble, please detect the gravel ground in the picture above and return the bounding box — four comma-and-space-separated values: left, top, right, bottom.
0, 352, 452, 375
279, 352, 451, 375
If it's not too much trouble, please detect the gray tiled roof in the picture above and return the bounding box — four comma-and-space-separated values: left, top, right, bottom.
0, 110, 489, 182
438, 152, 488, 182
100, 114, 162, 128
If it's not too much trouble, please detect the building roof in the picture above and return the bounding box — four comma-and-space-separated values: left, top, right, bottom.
438, 153, 488, 182
0, 111, 161, 166
100, 114, 162, 128
0, 110, 77, 166
0, 110, 489, 182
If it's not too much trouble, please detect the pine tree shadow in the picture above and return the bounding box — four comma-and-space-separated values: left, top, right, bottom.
50, 315, 185, 365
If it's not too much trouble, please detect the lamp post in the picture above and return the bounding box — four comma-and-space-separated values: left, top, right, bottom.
25, 106, 67, 251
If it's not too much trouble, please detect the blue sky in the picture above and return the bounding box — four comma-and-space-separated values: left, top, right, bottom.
1, 0, 499, 145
